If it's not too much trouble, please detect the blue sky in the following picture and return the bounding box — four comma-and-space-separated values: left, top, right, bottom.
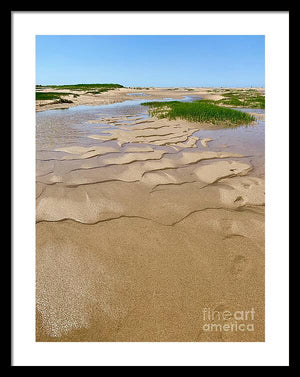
36, 35, 265, 87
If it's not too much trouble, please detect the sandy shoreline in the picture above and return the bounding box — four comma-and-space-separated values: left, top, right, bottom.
36, 89, 265, 341
36, 87, 264, 112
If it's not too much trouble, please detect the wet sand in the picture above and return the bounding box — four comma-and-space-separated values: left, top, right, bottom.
36, 92, 265, 342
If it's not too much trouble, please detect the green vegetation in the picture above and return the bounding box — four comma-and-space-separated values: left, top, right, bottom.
36, 83, 123, 91
216, 90, 265, 109
35, 92, 74, 100
36, 83, 124, 103
141, 100, 255, 126
205, 89, 265, 109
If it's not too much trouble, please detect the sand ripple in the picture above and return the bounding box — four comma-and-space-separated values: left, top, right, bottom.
36, 111, 265, 341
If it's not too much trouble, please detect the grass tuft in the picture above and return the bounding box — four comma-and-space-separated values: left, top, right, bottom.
141, 100, 255, 126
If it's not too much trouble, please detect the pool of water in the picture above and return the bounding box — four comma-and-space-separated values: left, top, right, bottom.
36, 97, 264, 176
193, 120, 264, 176
36, 96, 201, 149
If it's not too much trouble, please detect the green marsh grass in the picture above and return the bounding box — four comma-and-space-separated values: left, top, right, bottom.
215, 90, 265, 109
36, 92, 74, 100
141, 100, 255, 126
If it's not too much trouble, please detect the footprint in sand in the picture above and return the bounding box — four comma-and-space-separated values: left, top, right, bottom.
230, 254, 248, 277
219, 176, 264, 207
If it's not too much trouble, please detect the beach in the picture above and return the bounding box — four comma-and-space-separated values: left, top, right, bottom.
36, 86, 265, 112
36, 88, 265, 342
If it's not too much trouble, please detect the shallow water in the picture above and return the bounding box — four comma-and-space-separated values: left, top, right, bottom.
36, 97, 264, 176
193, 120, 265, 177
36, 96, 195, 149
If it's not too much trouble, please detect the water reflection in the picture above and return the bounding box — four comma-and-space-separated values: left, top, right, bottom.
36, 97, 264, 176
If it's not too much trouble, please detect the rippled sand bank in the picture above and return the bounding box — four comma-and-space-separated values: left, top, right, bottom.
36, 102, 265, 342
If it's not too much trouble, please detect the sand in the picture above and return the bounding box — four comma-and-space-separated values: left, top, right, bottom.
36, 89, 265, 342
36, 87, 229, 112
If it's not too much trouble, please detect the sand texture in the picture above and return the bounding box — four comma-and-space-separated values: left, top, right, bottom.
36, 90, 265, 342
